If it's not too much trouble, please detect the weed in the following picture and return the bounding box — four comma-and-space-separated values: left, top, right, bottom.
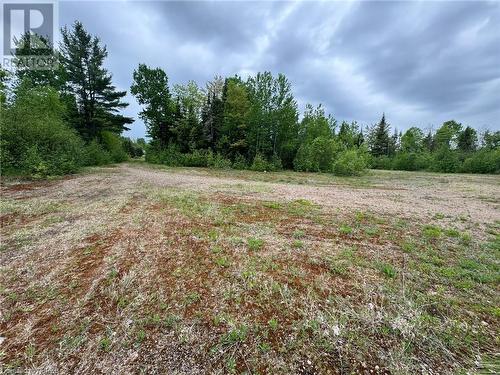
99, 336, 112, 352
184, 292, 201, 305
258, 341, 271, 353
215, 256, 230, 268
247, 237, 264, 251
364, 226, 380, 236
25, 344, 35, 360
293, 229, 305, 239
339, 224, 353, 235
221, 325, 248, 346
292, 240, 304, 249
136, 329, 146, 344
401, 240, 416, 253
423, 225, 442, 239
263, 201, 281, 209
444, 228, 460, 238
379, 263, 397, 278
268, 318, 278, 331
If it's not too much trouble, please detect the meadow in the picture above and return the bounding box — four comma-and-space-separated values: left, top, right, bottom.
0, 163, 498, 374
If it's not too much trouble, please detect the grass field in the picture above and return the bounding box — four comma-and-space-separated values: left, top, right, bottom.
1, 163, 499, 374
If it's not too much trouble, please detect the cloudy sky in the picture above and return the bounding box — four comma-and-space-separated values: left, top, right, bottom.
59, 0, 500, 139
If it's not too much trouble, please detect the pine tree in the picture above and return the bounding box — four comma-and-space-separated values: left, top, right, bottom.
13, 32, 64, 90
370, 114, 391, 157
61, 21, 133, 141
424, 131, 434, 151
457, 126, 477, 153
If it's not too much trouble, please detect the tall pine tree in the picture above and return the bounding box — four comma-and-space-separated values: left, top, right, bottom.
370, 114, 391, 157
60, 21, 133, 141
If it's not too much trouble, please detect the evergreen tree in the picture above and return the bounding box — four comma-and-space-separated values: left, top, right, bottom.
457, 126, 477, 153
13, 32, 64, 90
370, 114, 391, 157
423, 130, 434, 151
60, 21, 133, 141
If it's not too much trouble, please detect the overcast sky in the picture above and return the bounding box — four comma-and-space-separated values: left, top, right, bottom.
59, 0, 500, 139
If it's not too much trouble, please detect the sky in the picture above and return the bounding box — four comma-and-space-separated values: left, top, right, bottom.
58, 0, 500, 139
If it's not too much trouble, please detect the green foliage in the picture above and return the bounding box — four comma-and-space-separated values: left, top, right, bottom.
461, 148, 500, 174
1, 82, 84, 177
83, 140, 112, 166
431, 147, 460, 173
294, 137, 339, 172
392, 152, 432, 171
247, 237, 264, 251
61, 21, 133, 140
332, 149, 367, 176
400, 127, 424, 153
208, 152, 232, 169
250, 154, 267, 172
232, 153, 248, 170
101, 131, 128, 163
131, 64, 173, 146
370, 114, 392, 157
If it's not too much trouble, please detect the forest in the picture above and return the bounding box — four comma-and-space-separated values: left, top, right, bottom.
1, 21, 499, 178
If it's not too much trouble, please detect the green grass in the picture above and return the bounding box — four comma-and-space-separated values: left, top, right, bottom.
247, 237, 264, 251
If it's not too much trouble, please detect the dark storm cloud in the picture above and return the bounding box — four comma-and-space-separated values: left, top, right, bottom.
59, 1, 500, 138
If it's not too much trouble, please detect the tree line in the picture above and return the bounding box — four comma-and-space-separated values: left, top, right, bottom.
0, 22, 144, 177
131, 64, 499, 175
1, 21, 498, 177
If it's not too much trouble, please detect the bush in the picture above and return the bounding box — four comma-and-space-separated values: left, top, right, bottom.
250, 153, 269, 171
332, 149, 367, 176
268, 153, 283, 172
370, 155, 393, 170
294, 137, 339, 172
0, 83, 84, 177
392, 152, 432, 171
101, 131, 128, 163
232, 153, 248, 170
208, 152, 232, 169
83, 140, 112, 166
431, 147, 460, 173
182, 149, 210, 167
461, 149, 500, 174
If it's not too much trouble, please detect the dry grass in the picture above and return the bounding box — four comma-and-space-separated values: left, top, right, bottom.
0, 163, 499, 374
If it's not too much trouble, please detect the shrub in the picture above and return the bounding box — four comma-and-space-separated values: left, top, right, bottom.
232, 153, 248, 170
332, 149, 367, 176
461, 149, 500, 174
101, 131, 128, 163
294, 137, 339, 172
431, 147, 460, 173
83, 140, 112, 166
208, 152, 232, 169
157, 144, 184, 166
0, 83, 84, 177
182, 149, 210, 167
370, 155, 393, 170
268, 153, 283, 171
250, 153, 269, 171
392, 152, 432, 171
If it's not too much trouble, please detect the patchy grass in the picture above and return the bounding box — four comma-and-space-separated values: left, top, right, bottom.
0, 164, 498, 374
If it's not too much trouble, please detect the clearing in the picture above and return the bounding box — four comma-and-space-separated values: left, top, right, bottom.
0, 163, 499, 374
